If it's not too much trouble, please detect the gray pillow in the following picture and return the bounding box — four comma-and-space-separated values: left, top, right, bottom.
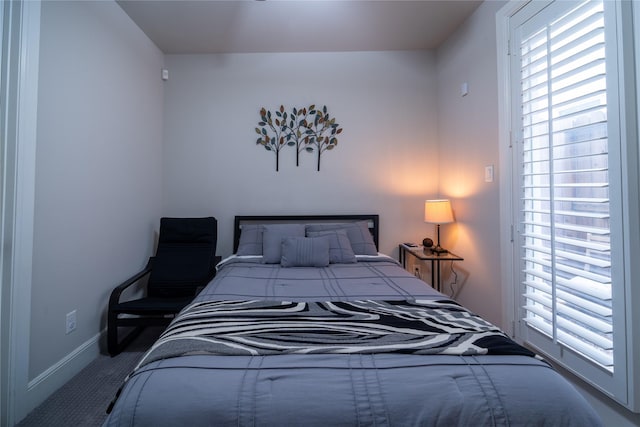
236, 224, 264, 255
281, 236, 330, 268
306, 221, 377, 255
262, 224, 306, 263
306, 229, 356, 264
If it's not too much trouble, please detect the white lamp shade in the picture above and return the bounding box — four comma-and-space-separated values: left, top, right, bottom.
424, 199, 454, 224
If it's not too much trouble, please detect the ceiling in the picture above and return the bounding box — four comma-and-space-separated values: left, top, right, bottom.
116, 0, 483, 54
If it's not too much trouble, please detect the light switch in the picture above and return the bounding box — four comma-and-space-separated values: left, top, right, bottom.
485, 165, 494, 182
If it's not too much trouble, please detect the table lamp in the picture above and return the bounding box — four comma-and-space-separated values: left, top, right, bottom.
424, 199, 454, 254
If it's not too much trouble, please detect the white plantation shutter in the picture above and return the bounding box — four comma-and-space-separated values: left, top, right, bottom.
518, 0, 614, 369
504, 0, 640, 411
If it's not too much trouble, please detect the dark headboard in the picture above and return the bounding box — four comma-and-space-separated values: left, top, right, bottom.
233, 214, 379, 253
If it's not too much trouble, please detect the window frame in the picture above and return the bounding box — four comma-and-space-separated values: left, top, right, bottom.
497, 0, 640, 413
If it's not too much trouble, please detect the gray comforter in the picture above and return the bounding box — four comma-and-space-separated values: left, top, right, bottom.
104, 256, 602, 426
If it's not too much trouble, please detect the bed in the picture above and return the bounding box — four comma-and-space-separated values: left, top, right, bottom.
104, 214, 601, 426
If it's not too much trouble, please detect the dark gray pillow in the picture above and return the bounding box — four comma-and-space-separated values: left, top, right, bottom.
305, 221, 377, 255
236, 224, 264, 255
262, 224, 306, 263
281, 236, 330, 268
306, 229, 356, 264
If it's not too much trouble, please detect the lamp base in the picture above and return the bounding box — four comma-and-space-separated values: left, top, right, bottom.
430, 245, 449, 255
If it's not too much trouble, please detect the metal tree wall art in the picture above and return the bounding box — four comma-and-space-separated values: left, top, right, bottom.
303, 105, 342, 172
255, 106, 290, 172
292, 106, 314, 167
255, 104, 342, 171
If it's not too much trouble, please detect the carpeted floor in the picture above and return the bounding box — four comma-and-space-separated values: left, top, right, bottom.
17, 327, 163, 427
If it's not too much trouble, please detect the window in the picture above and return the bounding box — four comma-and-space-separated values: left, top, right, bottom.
519, 0, 613, 370
502, 0, 640, 412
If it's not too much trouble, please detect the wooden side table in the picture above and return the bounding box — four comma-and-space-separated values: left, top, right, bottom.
399, 244, 463, 293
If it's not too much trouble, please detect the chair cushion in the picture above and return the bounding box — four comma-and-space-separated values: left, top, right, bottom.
112, 296, 193, 314
158, 217, 217, 245
148, 217, 218, 298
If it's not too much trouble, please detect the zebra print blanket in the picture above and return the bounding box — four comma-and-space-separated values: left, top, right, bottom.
136, 299, 534, 369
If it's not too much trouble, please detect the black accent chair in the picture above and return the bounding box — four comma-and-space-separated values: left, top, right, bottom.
107, 217, 220, 356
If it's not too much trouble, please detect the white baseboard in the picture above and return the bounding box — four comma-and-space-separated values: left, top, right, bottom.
23, 330, 104, 417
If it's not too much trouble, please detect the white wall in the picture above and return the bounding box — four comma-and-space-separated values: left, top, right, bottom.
162, 51, 439, 257
30, 0, 163, 387
435, 0, 506, 327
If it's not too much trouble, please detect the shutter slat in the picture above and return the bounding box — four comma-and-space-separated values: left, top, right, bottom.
525, 316, 613, 367
551, 144, 608, 161
524, 280, 612, 317
522, 232, 551, 242
556, 250, 610, 268
555, 264, 610, 286
553, 223, 610, 235
552, 57, 605, 93
553, 196, 608, 203
558, 275, 611, 300
524, 289, 612, 332
554, 210, 609, 219
556, 236, 609, 252
556, 330, 613, 367
552, 41, 604, 80
553, 182, 608, 188
550, 72, 606, 99
523, 298, 613, 347
553, 167, 607, 174
551, 88, 606, 113
521, 220, 610, 238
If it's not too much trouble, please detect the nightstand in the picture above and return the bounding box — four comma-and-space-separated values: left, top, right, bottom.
398, 244, 463, 293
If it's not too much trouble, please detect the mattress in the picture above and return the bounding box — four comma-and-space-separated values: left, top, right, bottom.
104, 255, 602, 426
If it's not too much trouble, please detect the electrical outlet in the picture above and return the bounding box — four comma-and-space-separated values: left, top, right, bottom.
66, 310, 77, 334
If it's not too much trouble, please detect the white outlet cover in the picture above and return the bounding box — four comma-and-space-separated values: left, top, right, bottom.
485, 165, 494, 182
66, 310, 77, 334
